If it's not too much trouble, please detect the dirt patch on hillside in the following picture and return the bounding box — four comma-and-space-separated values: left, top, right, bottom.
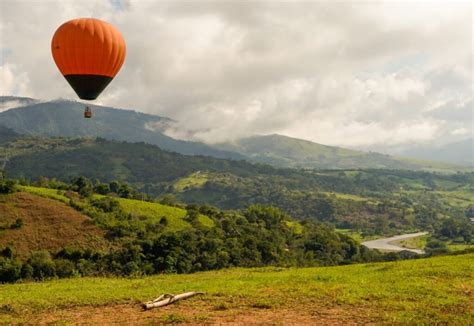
0, 192, 109, 258
26, 301, 377, 325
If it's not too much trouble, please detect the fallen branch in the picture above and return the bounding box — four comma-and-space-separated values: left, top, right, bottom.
142, 292, 205, 310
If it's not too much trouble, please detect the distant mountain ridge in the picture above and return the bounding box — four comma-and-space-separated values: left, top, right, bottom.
215, 134, 463, 171
0, 96, 465, 171
0, 97, 244, 160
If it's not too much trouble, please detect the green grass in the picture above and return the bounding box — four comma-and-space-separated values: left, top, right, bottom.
0, 254, 472, 324
111, 197, 214, 231
447, 243, 474, 251
336, 229, 377, 242
18, 185, 70, 204
322, 192, 371, 202
173, 171, 209, 192
433, 191, 474, 208
391, 235, 428, 250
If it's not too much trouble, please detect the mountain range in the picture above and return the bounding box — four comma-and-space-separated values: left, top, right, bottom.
0, 96, 468, 171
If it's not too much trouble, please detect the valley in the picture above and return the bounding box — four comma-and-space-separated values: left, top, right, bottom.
0, 98, 472, 325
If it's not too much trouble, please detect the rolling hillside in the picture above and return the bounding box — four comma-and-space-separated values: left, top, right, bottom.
215, 134, 463, 170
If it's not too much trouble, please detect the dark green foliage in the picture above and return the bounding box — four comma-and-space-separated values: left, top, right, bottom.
1, 247, 14, 259
0, 258, 22, 283
70, 176, 93, 198
10, 218, 23, 229
27, 251, 56, 280
0, 179, 17, 194
425, 239, 449, 255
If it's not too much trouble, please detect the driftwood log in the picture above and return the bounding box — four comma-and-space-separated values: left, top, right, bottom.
142, 292, 205, 310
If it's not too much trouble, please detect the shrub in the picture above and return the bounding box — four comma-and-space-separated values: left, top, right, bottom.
54, 259, 76, 278
10, 218, 23, 229
0, 258, 21, 283
0, 179, 16, 194
27, 251, 56, 280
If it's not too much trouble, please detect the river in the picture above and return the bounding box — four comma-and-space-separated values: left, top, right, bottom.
361, 231, 428, 254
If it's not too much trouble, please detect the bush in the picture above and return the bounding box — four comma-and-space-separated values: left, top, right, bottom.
0, 258, 21, 283
425, 239, 449, 255
27, 251, 56, 280
21, 263, 34, 279
0, 179, 16, 194
10, 218, 23, 229
54, 259, 76, 278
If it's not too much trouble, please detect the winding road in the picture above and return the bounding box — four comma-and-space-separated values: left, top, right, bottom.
362, 232, 428, 254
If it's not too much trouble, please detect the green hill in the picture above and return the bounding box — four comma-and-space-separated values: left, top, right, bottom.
0, 98, 244, 160
216, 134, 464, 171
1, 253, 472, 324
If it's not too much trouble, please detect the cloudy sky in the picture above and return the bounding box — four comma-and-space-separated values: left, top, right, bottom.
0, 0, 472, 151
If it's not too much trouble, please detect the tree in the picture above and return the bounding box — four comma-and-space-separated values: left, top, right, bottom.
27, 251, 56, 280
0, 179, 16, 194
70, 176, 93, 198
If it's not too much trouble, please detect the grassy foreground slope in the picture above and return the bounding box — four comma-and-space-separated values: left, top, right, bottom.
1, 254, 472, 324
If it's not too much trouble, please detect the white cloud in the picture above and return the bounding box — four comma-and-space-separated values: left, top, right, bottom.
0, 0, 472, 150
0, 64, 30, 96
452, 128, 470, 136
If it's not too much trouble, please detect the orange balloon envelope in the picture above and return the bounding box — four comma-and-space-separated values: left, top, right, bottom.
51, 18, 126, 100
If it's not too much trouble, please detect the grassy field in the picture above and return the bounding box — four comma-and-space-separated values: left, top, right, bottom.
18, 185, 70, 204
1, 254, 472, 324
321, 192, 370, 202
391, 234, 429, 250
113, 197, 214, 230
433, 191, 474, 208
173, 171, 209, 192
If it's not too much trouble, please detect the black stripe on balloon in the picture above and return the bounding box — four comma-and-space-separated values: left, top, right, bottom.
64, 74, 113, 100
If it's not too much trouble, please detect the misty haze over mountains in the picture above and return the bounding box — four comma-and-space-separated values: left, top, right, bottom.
0, 96, 471, 168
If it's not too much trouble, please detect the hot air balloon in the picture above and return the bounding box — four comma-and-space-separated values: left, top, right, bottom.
51, 18, 126, 118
